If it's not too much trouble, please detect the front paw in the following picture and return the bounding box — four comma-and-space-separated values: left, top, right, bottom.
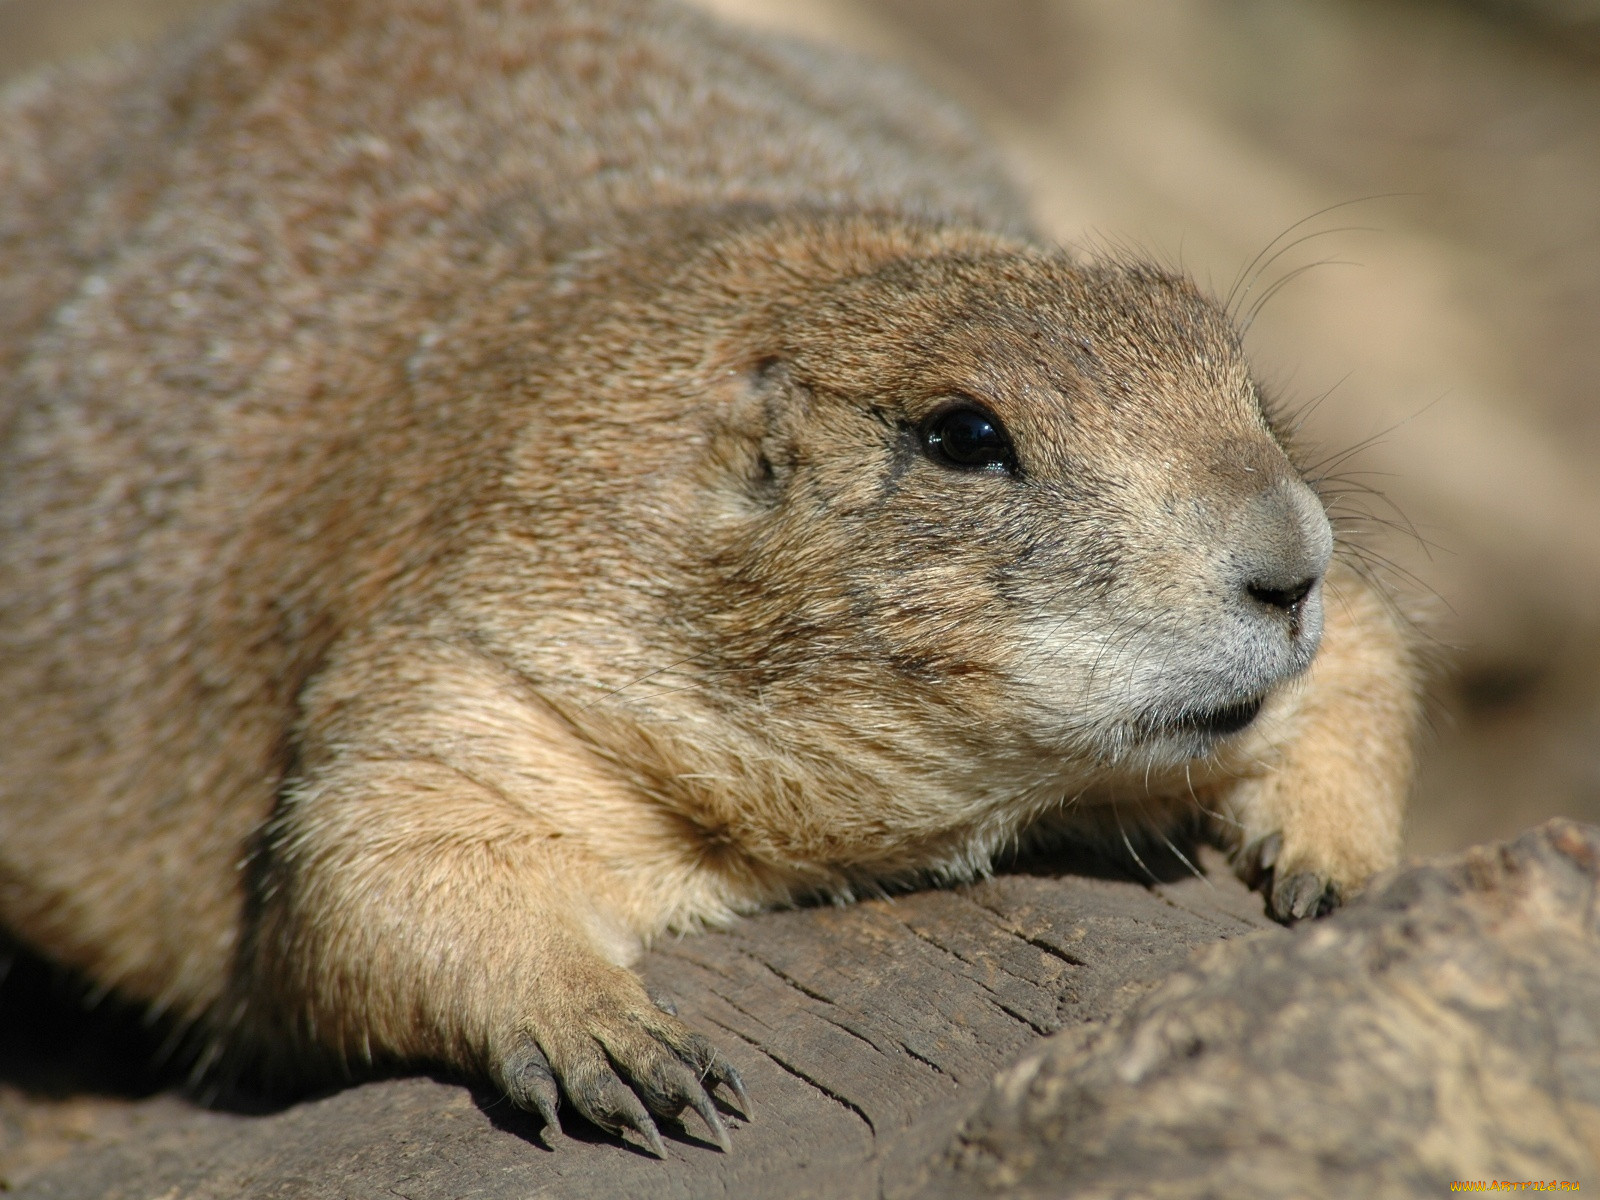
490, 970, 748, 1156
1233, 832, 1343, 923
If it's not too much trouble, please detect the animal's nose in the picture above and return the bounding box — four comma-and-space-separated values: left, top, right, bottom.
1231, 480, 1332, 637
1247, 574, 1317, 621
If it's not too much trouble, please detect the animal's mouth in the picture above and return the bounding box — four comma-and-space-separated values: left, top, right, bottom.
1143, 693, 1266, 742
1187, 694, 1265, 737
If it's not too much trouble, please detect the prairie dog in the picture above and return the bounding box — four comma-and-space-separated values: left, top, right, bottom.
0, 0, 1418, 1153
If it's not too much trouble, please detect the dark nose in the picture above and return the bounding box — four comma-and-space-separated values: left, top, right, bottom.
1232, 480, 1332, 636
1247, 575, 1317, 621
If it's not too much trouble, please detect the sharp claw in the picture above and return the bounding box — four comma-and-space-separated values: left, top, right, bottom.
646, 987, 679, 1016
507, 1005, 746, 1158
714, 1061, 752, 1119
1292, 889, 1331, 928
505, 1041, 563, 1139
629, 1112, 667, 1159
685, 1084, 732, 1151
605, 1084, 667, 1158
1256, 832, 1282, 872
669, 1033, 752, 1120
528, 1077, 562, 1140
1291, 881, 1321, 921
1239, 832, 1282, 887
1273, 871, 1326, 922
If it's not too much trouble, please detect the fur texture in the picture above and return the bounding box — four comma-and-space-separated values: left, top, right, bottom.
0, 0, 1419, 1151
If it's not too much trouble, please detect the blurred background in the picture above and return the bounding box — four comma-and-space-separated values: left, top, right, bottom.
4, 0, 1599, 855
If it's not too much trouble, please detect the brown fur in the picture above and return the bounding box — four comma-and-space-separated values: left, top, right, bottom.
0, 0, 1419, 1151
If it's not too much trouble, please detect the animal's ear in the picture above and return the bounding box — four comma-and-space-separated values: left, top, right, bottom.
704, 356, 806, 511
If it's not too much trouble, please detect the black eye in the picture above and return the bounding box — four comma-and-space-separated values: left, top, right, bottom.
921, 404, 1016, 473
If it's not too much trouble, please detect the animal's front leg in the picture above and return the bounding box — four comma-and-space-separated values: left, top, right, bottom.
238, 754, 745, 1154
1212, 562, 1421, 920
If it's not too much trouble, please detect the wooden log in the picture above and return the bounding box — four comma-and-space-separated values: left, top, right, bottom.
925, 820, 1600, 1198
0, 844, 1275, 1198
10, 823, 1594, 1198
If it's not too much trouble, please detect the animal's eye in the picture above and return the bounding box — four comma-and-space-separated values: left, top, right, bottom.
921, 403, 1016, 473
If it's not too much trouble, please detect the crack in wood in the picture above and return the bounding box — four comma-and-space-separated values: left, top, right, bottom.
883, 914, 983, 969
895, 1040, 954, 1082
708, 1019, 878, 1138
1017, 932, 1088, 968
749, 955, 839, 1008
964, 893, 1094, 966
661, 946, 748, 986
980, 993, 1054, 1038
888, 909, 1068, 989
813, 1009, 895, 1058
699, 986, 778, 1033
721, 956, 917, 1064
1152, 883, 1273, 931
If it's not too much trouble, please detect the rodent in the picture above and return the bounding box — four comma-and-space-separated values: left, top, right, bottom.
0, 0, 1419, 1155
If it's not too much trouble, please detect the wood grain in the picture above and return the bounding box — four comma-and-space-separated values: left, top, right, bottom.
1, 847, 1276, 1198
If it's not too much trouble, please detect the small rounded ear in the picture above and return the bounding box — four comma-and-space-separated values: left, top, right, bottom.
704, 356, 805, 511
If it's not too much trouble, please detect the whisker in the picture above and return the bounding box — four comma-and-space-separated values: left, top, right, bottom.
1230, 226, 1373, 321
582, 649, 717, 708
1223, 194, 1409, 317
1275, 371, 1352, 441
1153, 817, 1210, 886
1113, 801, 1160, 886
1243, 257, 1359, 331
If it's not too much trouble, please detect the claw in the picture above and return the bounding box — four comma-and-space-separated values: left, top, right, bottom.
683, 1082, 732, 1151
615, 1044, 734, 1151
618, 1103, 667, 1159
503, 1039, 562, 1140
1271, 871, 1328, 923
710, 1059, 751, 1119
1255, 832, 1282, 872
499, 980, 748, 1158
673, 1033, 751, 1120
525, 1073, 562, 1140
1239, 832, 1282, 887
579, 1072, 667, 1158
646, 987, 679, 1016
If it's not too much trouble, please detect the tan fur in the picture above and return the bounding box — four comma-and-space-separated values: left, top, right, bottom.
0, 0, 1418, 1148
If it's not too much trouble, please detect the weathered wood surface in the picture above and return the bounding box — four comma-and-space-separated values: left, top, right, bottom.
5, 824, 1599, 1198
0, 846, 1276, 1198
925, 820, 1600, 1199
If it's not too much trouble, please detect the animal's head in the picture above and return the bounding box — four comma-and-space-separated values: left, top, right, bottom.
687, 219, 1326, 771
499, 214, 1332, 868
